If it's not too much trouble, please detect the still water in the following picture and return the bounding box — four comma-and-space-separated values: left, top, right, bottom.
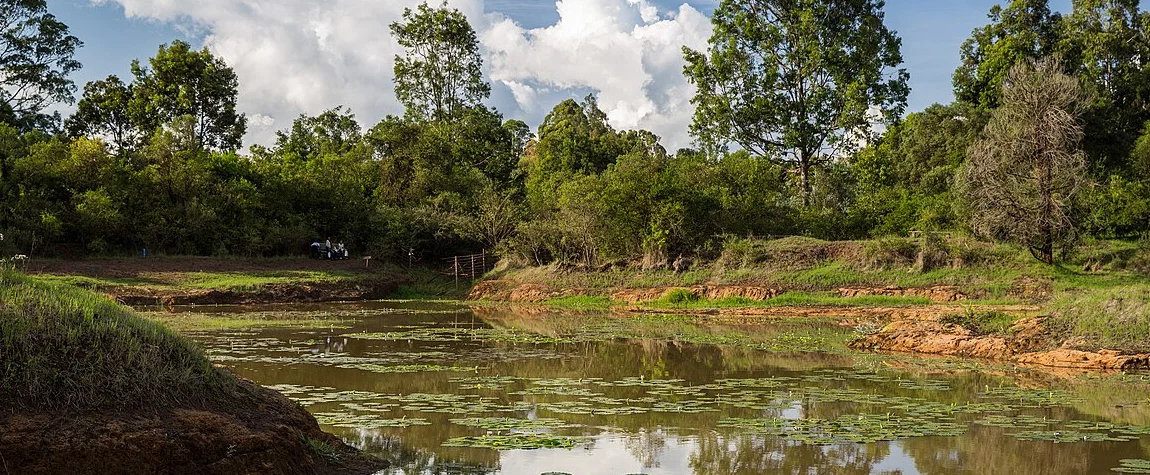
172, 301, 1150, 475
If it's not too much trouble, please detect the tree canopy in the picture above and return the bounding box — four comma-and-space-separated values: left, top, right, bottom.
683, 0, 909, 205
0, 0, 82, 130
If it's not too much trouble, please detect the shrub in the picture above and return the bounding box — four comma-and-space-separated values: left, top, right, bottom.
861, 236, 917, 271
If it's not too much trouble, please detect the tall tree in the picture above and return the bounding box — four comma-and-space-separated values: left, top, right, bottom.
390, 1, 490, 121
960, 58, 1090, 264
953, 0, 1062, 109
683, 0, 909, 205
65, 75, 141, 155
130, 40, 246, 151
0, 0, 82, 130
1059, 0, 1150, 170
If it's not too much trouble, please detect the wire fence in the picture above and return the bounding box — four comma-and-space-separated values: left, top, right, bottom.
441, 251, 496, 287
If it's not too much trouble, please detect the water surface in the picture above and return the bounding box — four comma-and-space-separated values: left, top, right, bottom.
171, 301, 1150, 475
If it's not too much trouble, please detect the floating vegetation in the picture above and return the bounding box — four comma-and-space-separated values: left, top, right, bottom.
973, 414, 1055, 429
449, 417, 578, 431
341, 363, 478, 373
1009, 430, 1137, 443
441, 434, 589, 450
980, 387, 1082, 407
449, 375, 521, 390
314, 412, 431, 428
1114, 459, 1150, 474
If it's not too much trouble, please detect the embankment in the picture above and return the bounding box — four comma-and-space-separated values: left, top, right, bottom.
0, 270, 385, 474
469, 236, 1150, 371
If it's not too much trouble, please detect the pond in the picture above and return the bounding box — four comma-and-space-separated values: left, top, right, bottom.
166, 301, 1150, 475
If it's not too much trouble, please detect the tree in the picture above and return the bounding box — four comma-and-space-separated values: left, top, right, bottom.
65, 75, 141, 155
390, 1, 489, 121
1059, 0, 1150, 170
852, 102, 989, 234
953, 0, 1061, 109
130, 40, 246, 151
960, 58, 1090, 264
683, 0, 908, 205
0, 0, 82, 129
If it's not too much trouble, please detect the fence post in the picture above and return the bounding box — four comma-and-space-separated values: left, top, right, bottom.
454, 256, 460, 290
471, 254, 476, 279
482, 250, 486, 274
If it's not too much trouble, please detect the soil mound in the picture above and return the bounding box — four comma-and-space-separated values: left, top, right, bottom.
0, 378, 385, 475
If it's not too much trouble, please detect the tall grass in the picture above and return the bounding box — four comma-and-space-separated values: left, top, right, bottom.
1046, 285, 1150, 353
0, 269, 232, 411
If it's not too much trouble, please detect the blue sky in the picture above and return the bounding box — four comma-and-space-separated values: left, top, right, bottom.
45, 0, 1074, 148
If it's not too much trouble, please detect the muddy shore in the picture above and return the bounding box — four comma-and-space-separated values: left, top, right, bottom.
0, 377, 385, 475
470, 280, 1150, 371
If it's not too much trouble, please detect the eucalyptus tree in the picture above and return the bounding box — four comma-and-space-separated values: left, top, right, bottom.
683, 0, 908, 206
0, 0, 82, 130
129, 40, 246, 151
390, 1, 490, 121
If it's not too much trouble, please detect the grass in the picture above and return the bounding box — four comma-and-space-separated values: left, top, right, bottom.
390, 268, 470, 300
940, 308, 1022, 336
641, 291, 934, 310
0, 269, 233, 410
1045, 284, 1150, 353
145, 312, 355, 332
541, 295, 617, 310
34, 270, 360, 292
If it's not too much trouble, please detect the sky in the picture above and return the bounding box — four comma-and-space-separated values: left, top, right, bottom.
46, 0, 1075, 151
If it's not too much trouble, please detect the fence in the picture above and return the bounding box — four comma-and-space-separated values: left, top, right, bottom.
442, 251, 496, 287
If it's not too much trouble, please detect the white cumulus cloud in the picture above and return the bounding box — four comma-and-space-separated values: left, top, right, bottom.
95, 0, 712, 151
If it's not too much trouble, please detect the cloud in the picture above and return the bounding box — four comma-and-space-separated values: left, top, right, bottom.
96, 0, 712, 151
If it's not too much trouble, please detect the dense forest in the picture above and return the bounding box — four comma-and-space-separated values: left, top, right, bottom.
2, 0, 1150, 266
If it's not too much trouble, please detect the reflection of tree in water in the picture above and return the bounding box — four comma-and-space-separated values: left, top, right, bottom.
337, 429, 497, 475
689, 433, 890, 475
901, 425, 1126, 475
623, 428, 668, 470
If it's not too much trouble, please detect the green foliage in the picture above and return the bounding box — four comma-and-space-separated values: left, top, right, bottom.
940, 308, 1020, 336
390, 1, 489, 121
660, 288, 701, 305
130, 40, 246, 151
684, 0, 909, 204
0, 0, 82, 129
953, 0, 1061, 109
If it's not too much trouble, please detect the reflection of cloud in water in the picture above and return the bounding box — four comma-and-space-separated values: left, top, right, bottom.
498, 433, 694, 475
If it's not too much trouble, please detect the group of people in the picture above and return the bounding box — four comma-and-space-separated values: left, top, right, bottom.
310, 238, 349, 260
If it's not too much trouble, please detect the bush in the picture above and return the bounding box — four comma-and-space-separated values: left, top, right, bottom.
861, 236, 917, 271
661, 288, 700, 305
940, 308, 1018, 336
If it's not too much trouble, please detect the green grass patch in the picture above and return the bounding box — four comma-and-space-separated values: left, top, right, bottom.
541, 295, 616, 310
642, 291, 933, 310
940, 308, 1021, 336
1046, 284, 1150, 353
0, 269, 233, 410
144, 312, 354, 332
181, 270, 353, 290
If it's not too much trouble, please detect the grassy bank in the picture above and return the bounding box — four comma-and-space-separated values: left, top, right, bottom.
0, 269, 232, 410
484, 236, 1150, 354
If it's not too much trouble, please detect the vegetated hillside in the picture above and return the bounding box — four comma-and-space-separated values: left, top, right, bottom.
0, 269, 384, 475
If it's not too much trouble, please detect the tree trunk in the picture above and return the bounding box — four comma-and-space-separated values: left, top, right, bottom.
799, 150, 812, 207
